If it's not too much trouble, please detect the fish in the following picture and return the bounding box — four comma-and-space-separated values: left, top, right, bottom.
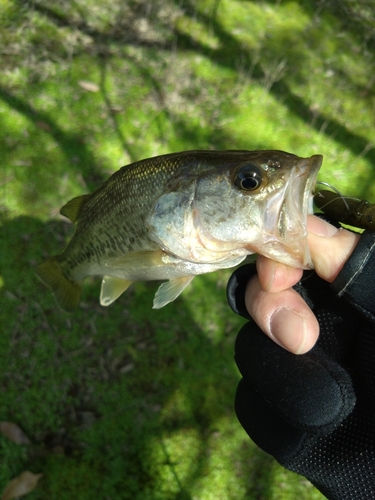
36, 149, 322, 312
314, 189, 375, 230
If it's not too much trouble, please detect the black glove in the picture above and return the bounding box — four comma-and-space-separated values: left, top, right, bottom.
227, 231, 375, 500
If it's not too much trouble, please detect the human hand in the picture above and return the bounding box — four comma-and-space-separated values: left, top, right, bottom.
245, 215, 360, 353
228, 223, 375, 499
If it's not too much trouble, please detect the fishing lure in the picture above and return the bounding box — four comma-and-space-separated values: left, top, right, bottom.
314, 189, 375, 231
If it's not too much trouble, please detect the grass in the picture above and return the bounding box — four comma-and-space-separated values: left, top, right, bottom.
1, 0, 375, 498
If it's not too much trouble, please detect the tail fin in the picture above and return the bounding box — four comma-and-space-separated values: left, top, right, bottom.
35, 257, 82, 313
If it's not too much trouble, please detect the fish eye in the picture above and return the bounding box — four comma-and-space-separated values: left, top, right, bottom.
233, 162, 265, 192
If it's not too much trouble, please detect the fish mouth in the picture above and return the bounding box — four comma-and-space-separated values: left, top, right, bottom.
255, 154, 322, 269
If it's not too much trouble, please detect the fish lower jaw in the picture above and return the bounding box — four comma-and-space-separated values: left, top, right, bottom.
255, 238, 313, 269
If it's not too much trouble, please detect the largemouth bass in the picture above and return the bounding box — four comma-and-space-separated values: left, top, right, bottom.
36, 150, 322, 311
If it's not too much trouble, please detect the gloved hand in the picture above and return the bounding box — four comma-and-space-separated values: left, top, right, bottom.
227, 229, 375, 500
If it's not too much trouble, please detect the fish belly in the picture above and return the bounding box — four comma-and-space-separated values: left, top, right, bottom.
101, 254, 247, 282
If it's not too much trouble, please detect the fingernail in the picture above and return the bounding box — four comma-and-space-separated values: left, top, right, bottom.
307, 215, 340, 237
270, 308, 308, 354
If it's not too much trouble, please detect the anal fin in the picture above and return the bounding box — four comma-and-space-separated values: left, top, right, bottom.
100, 276, 133, 307
153, 276, 194, 309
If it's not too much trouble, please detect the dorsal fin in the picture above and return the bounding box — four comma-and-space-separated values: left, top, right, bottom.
60, 194, 91, 223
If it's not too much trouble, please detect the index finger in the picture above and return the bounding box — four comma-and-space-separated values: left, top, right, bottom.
307, 215, 360, 282
257, 215, 360, 293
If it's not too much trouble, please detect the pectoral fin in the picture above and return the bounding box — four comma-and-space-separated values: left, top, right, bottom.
100, 276, 133, 306
107, 250, 166, 269
153, 276, 194, 309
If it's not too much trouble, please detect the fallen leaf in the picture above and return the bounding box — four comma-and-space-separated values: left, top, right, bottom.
35, 121, 52, 132
119, 363, 135, 374
78, 80, 100, 92
0, 422, 30, 445
1, 471, 43, 500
